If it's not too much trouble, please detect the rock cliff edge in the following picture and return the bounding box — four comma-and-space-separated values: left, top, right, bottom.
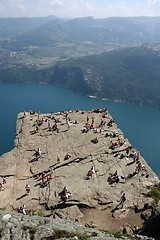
0, 108, 159, 234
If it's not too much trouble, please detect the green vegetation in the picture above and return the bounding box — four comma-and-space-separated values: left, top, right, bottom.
30, 210, 44, 217
149, 183, 160, 205
102, 229, 131, 238
49, 46, 160, 107
22, 226, 37, 240
43, 229, 89, 240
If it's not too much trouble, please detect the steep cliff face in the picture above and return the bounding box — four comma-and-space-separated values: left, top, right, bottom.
138, 208, 160, 240
0, 109, 158, 234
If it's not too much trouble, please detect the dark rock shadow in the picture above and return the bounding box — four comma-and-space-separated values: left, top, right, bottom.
111, 203, 123, 214
29, 157, 39, 163
16, 193, 27, 201
30, 130, 38, 135
125, 160, 135, 166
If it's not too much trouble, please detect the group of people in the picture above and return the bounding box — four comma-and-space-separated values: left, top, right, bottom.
82, 114, 110, 134
107, 170, 122, 185
109, 139, 125, 150
40, 172, 52, 188
21, 108, 148, 229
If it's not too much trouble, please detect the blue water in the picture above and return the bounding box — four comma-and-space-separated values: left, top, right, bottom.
0, 83, 160, 176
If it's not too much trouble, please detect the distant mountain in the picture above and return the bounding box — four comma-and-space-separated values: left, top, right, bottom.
0, 15, 57, 39
1, 16, 160, 107
1, 16, 160, 49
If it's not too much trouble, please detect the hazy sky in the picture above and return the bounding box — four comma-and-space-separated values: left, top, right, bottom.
0, 0, 160, 18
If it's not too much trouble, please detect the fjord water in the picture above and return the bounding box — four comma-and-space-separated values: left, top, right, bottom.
0, 83, 160, 176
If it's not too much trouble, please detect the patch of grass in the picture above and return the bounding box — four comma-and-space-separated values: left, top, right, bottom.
30, 210, 44, 217
149, 183, 160, 204
43, 229, 89, 240
102, 230, 131, 238
22, 226, 37, 240
29, 227, 37, 240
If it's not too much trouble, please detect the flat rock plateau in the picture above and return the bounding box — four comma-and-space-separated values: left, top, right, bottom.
0, 108, 159, 233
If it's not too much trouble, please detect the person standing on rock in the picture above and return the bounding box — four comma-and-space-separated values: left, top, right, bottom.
119, 193, 126, 208
25, 184, 31, 195
57, 156, 60, 163
86, 166, 95, 179
48, 120, 51, 131
41, 172, 46, 182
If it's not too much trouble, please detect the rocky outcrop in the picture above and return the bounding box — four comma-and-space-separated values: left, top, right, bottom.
0, 210, 155, 240
0, 108, 159, 234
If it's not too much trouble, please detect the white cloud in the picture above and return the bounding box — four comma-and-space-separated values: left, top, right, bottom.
0, 0, 160, 18
148, 0, 160, 4
0, 3, 5, 14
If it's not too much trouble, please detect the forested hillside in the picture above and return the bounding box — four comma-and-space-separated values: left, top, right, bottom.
48, 46, 160, 107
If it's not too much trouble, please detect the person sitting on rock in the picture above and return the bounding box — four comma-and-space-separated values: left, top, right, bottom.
22, 205, 26, 215
41, 180, 48, 188
47, 174, 52, 181
114, 152, 120, 157
107, 119, 114, 127
30, 110, 35, 115
0, 182, 5, 191
41, 172, 46, 182
141, 170, 149, 178
52, 122, 59, 132
64, 154, 71, 160
2, 177, 6, 185
109, 141, 117, 150
60, 186, 72, 202
129, 151, 137, 161
136, 162, 143, 172
91, 137, 99, 144
113, 170, 118, 177
107, 171, 121, 184
18, 205, 26, 215
119, 153, 125, 159
35, 148, 42, 158
18, 206, 23, 214
73, 120, 78, 124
